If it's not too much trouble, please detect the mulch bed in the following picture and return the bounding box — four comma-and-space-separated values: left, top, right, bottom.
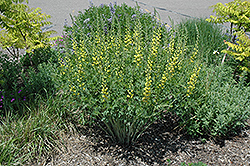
29, 113, 250, 166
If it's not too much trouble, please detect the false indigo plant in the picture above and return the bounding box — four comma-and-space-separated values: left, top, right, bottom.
59, 3, 203, 144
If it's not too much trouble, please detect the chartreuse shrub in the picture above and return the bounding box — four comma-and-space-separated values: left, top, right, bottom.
223, 31, 250, 73
0, 0, 58, 58
58, 3, 202, 144
206, 0, 250, 77
206, 0, 250, 36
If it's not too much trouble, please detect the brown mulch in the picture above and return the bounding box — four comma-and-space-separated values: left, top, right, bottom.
30, 113, 250, 166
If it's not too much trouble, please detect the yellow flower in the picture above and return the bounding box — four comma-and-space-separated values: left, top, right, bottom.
186, 64, 201, 96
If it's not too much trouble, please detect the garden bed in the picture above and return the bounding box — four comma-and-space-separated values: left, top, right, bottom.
1, 1, 250, 166
29, 115, 250, 166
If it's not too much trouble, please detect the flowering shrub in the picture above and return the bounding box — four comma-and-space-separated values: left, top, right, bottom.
58, 3, 202, 144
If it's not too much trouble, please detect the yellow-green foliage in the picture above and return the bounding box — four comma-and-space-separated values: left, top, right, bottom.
223, 31, 250, 71
0, 0, 59, 57
207, 0, 250, 72
206, 0, 250, 32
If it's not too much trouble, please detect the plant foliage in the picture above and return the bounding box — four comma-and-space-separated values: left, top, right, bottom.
0, 0, 59, 59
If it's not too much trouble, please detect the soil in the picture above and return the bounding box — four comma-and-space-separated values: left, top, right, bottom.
28, 113, 250, 166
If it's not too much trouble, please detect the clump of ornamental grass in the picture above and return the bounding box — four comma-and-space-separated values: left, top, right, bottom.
175, 18, 228, 65
58, 3, 202, 145
0, 93, 73, 165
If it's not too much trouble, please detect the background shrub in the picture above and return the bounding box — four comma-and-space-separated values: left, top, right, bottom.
0, 47, 58, 115
20, 46, 58, 71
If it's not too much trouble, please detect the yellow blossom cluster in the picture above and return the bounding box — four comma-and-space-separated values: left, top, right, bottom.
190, 40, 199, 63
142, 28, 161, 101
92, 33, 104, 67
186, 65, 202, 97
66, 39, 87, 95
159, 38, 183, 88
150, 28, 161, 57
133, 22, 143, 66
101, 78, 109, 101
124, 28, 132, 51
142, 74, 152, 102
127, 89, 134, 98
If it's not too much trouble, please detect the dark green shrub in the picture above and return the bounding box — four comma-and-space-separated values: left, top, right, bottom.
20, 62, 57, 98
20, 46, 58, 71
0, 48, 58, 115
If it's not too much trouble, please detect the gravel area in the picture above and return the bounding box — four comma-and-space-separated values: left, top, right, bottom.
28, 113, 250, 166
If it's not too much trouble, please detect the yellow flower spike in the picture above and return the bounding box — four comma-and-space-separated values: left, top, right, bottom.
186, 64, 202, 96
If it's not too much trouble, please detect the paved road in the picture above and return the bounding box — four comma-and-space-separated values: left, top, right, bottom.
28, 0, 233, 36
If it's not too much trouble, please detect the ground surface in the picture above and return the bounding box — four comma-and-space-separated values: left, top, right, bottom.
28, 0, 232, 36
29, 114, 250, 166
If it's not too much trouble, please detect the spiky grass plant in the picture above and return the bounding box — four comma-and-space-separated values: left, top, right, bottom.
175, 18, 228, 65
0, 92, 73, 165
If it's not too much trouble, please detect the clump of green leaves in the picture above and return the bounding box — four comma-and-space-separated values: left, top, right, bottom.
175, 65, 250, 137
180, 162, 207, 166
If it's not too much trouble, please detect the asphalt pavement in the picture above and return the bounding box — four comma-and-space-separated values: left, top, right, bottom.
28, 0, 233, 36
